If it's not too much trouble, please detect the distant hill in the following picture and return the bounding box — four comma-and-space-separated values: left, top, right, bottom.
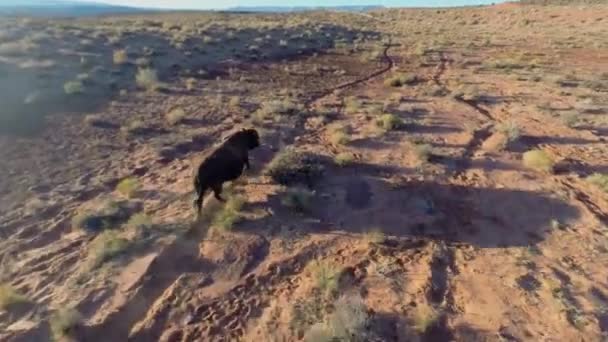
519, 0, 607, 4
225, 5, 384, 13
0, 0, 144, 17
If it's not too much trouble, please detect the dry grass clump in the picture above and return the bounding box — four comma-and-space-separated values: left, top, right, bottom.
303, 294, 369, 342
384, 73, 418, 87
376, 113, 403, 131
308, 260, 341, 297
166, 107, 186, 125
71, 200, 138, 232
496, 121, 521, 143
255, 99, 302, 120
560, 112, 579, 128
281, 187, 315, 213
64, 80, 84, 95
523, 149, 555, 172
185, 77, 197, 91
412, 305, 440, 334
343, 96, 362, 115
364, 228, 385, 245
87, 230, 131, 269
0, 40, 37, 56
0, 284, 28, 310
413, 143, 433, 163
50, 308, 83, 341
121, 120, 145, 135
587, 173, 608, 193
334, 152, 355, 167
266, 148, 325, 186
328, 126, 350, 145
113, 49, 128, 65
212, 195, 245, 231
136, 68, 161, 92
116, 177, 141, 198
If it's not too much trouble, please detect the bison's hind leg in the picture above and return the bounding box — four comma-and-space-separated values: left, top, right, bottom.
194, 185, 207, 216
211, 183, 226, 202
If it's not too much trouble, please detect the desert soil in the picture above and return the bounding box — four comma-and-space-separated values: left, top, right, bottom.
1, 3, 608, 342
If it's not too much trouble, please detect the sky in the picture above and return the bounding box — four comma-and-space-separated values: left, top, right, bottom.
78, 0, 503, 10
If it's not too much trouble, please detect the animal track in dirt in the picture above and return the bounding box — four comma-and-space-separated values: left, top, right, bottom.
142, 240, 335, 341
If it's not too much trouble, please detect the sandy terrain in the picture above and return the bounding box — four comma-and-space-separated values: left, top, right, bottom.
1, 2, 608, 341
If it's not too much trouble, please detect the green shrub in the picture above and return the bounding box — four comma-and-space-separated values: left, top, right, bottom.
281, 187, 315, 213
523, 149, 554, 172
587, 173, 608, 193
266, 148, 324, 186
64, 80, 84, 95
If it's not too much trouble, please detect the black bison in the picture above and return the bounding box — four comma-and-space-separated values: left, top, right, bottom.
193, 128, 260, 215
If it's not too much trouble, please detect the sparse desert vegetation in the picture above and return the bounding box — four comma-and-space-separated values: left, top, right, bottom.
2, 2, 608, 342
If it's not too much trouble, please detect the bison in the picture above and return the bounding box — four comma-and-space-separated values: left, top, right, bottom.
193, 128, 260, 215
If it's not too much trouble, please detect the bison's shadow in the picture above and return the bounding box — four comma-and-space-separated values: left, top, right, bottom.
237, 160, 581, 249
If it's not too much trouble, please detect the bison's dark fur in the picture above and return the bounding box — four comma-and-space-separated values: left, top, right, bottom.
193, 128, 260, 215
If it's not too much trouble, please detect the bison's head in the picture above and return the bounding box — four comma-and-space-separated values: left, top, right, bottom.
242, 128, 260, 150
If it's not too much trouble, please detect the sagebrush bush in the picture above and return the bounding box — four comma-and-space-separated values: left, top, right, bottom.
266, 148, 324, 186
523, 149, 554, 172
